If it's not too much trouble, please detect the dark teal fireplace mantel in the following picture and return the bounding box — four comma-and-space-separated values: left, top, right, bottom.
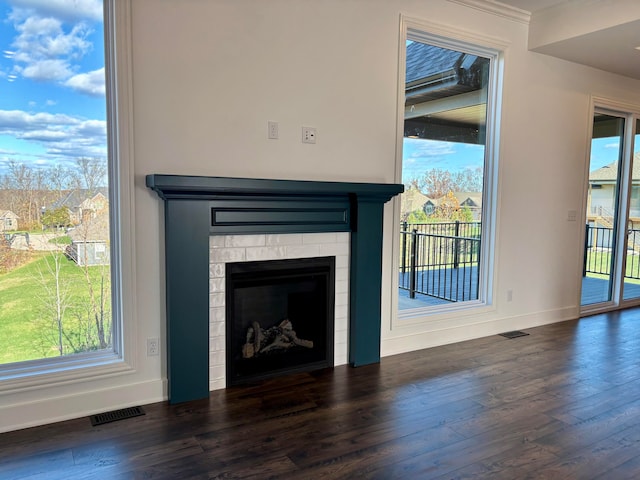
146, 174, 403, 403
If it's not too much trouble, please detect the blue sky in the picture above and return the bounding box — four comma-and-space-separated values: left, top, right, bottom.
0, 0, 105, 175
402, 135, 629, 185
589, 136, 638, 171
402, 138, 485, 184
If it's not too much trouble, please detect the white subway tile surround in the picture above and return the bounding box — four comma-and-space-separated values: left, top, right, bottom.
209, 232, 350, 390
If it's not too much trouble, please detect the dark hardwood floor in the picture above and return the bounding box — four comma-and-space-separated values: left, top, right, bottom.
2, 309, 640, 479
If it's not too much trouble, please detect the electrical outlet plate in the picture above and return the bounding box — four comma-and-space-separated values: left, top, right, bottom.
147, 337, 159, 356
302, 126, 316, 144
268, 121, 278, 139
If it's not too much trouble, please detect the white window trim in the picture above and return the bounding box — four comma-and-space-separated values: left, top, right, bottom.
390, 15, 506, 328
0, 0, 137, 394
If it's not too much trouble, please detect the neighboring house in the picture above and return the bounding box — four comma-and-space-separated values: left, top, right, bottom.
402, 187, 483, 221
66, 210, 110, 266
48, 189, 109, 225
428, 191, 482, 220
0, 210, 19, 232
588, 153, 640, 227
451, 192, 483, 220
423, 199, 436, 215
401, 186, 431, 219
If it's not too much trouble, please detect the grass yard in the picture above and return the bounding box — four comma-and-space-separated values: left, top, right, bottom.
0, 252, 112, 365
586, 249, 640, 281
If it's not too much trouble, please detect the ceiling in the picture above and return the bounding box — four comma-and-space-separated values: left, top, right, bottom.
487, 0, 640, 80
496, 0, 568, 10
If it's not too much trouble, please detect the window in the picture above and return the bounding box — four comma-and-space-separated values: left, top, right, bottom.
0, 0, 133, 382
396, 18, 501, 317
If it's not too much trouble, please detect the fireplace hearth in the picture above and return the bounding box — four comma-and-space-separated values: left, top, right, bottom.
226, 256, 335, 385
147, 174, 403, 403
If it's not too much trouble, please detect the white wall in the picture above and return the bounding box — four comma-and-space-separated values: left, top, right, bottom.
3, 0, 640, 433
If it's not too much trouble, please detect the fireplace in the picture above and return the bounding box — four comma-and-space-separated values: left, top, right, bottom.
147, 174, 403, 403
226, 256, 335, 385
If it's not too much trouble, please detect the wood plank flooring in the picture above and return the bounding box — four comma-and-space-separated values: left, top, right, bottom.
2, 309, 640, 479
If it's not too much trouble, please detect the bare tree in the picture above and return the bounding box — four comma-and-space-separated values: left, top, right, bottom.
74, 158, 108, 194
451, 167, 484, 192
35, 249, 72, 356
34, 235, 112, 355
418, 167, 484, 198
421, 168, 453, 198
5, 161, 37, 228
47, 164, 77, 197
32, 168, 50, 226
71, 207, 112, 350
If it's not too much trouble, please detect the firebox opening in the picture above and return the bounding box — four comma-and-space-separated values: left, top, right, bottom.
225, 256, 335, 386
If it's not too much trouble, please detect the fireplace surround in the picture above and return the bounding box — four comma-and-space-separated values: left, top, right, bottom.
147, 174, 403, 403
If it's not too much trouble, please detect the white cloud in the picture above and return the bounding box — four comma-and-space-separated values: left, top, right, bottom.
408, 139, 457, 158
0, 109, 106, 166
0, 109, 78, 128
65, 67, 105, 97
10, 15, 91, 81
5, 1, 101, 94
9, 0, 102, 23
605, 142, 620, 149
20, 129, 68, 141
19, 58, 73, 81
14, 15, 60, 38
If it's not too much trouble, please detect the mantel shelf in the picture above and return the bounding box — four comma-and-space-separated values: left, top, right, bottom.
146, 174, 403, 202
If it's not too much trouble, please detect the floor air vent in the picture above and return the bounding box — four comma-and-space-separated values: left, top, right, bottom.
499, 330, 530, 339
90, 406, 145, 426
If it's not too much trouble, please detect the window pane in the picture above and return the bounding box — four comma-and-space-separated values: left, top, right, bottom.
0, 0, 112, 364
399, 39, 490, 311
581, 113, 625, 306
623, 118, 640, 301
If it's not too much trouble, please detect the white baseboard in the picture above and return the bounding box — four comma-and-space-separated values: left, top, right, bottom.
382, 306, 578, 357
0, 379, 166, 433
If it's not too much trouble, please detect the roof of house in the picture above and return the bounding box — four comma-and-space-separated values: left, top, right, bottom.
589, 152, 640, 182
405, 42, 486, 106
452, 192, 482, 207
0, 210, 18, 219
405, 42, 463, 85
401, 186, 432, 213
424, 191, 482, 207
50, 188, 108, 210
402, 188, 483, 215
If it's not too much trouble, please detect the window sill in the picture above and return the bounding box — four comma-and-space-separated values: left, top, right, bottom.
394, 300, 496, 330
0, 352, 135, 395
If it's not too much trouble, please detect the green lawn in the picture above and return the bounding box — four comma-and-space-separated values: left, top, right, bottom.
0, 252, 112, 364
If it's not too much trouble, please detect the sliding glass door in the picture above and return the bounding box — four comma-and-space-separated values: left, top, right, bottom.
582, 108, 640, 312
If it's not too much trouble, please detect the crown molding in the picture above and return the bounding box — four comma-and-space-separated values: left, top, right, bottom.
448, 0, 531, 24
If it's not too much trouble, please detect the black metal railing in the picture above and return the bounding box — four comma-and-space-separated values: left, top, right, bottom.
399, 221, 481, 302
584, 224, 640, 280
